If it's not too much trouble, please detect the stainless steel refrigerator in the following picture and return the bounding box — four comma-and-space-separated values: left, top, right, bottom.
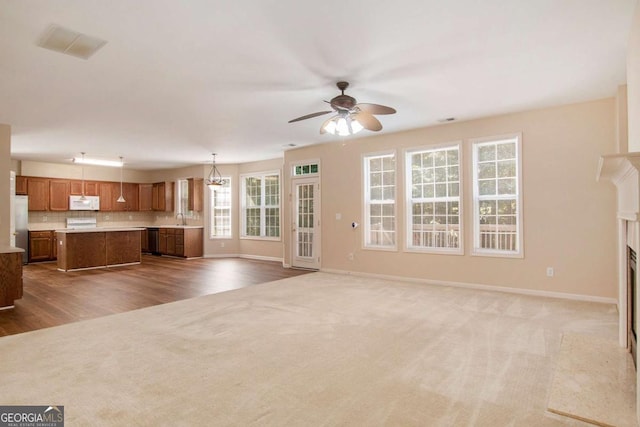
14, 195, 28, 264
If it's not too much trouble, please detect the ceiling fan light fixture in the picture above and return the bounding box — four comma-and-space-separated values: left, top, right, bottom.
206, 153, 226, 187
322, 115, 364, 136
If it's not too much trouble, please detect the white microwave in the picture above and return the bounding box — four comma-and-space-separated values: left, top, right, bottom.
69, 195, 100, 211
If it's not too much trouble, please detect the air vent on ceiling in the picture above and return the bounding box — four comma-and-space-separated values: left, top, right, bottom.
437, 117, 456, 123
37, 24, 107, 60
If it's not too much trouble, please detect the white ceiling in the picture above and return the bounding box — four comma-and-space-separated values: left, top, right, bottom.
0, 0, 636, 170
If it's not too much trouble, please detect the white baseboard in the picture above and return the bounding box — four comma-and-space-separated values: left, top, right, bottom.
320, 268, 617, 305
203, 253, 240, 259
239, 254, 283, 263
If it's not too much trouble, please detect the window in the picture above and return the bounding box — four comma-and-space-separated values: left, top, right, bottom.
472, 134, 522, 256
241, 171, 280, 239
364, 152, 396, 249
406, 145, 462, 253
209, 178, 231, 238
176, 179, 189, 215
293, 162, 319, 176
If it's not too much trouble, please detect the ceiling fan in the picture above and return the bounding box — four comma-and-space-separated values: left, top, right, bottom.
288, 81, 396, 136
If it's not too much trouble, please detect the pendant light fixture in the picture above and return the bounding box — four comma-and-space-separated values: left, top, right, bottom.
116, 156, 126, 203
206, 153, 226, 187
79, 152, 87, 201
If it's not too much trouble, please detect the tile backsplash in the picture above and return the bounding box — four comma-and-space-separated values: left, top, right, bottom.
29, 211, 203, 230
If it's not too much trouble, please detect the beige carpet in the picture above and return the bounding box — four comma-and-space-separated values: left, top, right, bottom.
0, 272, 621, 426
548, 333, 636, 426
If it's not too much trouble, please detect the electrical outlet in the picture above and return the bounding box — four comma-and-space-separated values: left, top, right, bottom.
220, 242, 225, 248
128, 215, 132, 220
546, 267, 554, 277
348, 253, 354, 261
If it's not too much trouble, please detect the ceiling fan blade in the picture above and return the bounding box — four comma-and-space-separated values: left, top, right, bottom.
355, 103, 396, 115
288, 110, 332, 123
353, 112, 382, 131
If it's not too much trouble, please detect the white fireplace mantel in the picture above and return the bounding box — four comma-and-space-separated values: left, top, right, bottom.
597, 152, 640, 348
597, 152, 640, 221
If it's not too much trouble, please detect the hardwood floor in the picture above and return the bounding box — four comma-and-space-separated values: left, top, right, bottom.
0, 255, 311, 337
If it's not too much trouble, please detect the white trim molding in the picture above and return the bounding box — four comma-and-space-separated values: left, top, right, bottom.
320, 268, 618, 305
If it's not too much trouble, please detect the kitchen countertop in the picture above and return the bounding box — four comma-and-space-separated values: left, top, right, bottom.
0, 246, 25, 254
56, 227, 146, 234
30, 225, 204, 232
155, 225, 204, 229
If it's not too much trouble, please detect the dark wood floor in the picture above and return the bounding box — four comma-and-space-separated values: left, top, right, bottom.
0, 255, 311, 337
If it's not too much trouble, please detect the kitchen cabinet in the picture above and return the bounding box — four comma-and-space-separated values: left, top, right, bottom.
187, 178, 204, 212
114, 182, 139, 211
15, 176, 27, 195
57, 229, 142, 271
52, 232, 57, 259
27, 178, 49, 211
139, 184, 153, 211
0, 249, 23, 308
141, 228, 149, 252
125, 183, 139, 211
158, 227, 203, 258
29, 230, 56, 262
99, 182, 115, 211
49, 179, 70, 211
70, 180, 99, 196
152, 181, 174, 212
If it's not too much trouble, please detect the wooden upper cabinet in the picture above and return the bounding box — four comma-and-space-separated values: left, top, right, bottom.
84, 181, 99, 196
70, 180, 83, 195
99, 182, 114, 211
15, 176, 27, 195
27, 178, 49, 211
49, 179, 70, 211
139, 184, 153, 211
124, 183, 139, 211
70, 180, 99, 196
152, 181, 174, 212
187, 178, 204, 212
114, 183, 139, 211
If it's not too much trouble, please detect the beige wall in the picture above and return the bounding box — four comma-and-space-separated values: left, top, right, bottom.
285, 99, 617, 299
238, 158, 284, 261
20, 160, 150, 183
203, 163, 240, 257
202, 157, 284, 261
617, 85, 629, 153
0, 124, 11, 246
629, 1, 640, 152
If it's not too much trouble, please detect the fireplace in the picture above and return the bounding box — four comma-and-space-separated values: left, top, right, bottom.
629, 246, 637, 367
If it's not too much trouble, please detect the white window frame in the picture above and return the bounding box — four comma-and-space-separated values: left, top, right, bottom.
363, 150, 397, 251
175, 179, 189, 216
240, 170, 281, 241
471, 133, 523, 258
209, 177, 232, 239
405, 142, 463, 255
291, 159, 320, 177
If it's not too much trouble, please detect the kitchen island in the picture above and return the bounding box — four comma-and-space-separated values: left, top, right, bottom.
0, 246, 24, 309
56, 227, 144, 272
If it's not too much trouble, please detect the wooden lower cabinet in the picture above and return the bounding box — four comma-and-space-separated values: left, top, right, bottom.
106, 231, 142, 265
0, 251, 23, 308
158, 228, 203, 258
57, 230, 142, 271
29, 230, 57, 262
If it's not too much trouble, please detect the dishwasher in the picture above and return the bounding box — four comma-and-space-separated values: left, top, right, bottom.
147, 227, 160, 255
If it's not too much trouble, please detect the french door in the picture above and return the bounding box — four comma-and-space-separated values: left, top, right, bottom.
292, 177, 320, 269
